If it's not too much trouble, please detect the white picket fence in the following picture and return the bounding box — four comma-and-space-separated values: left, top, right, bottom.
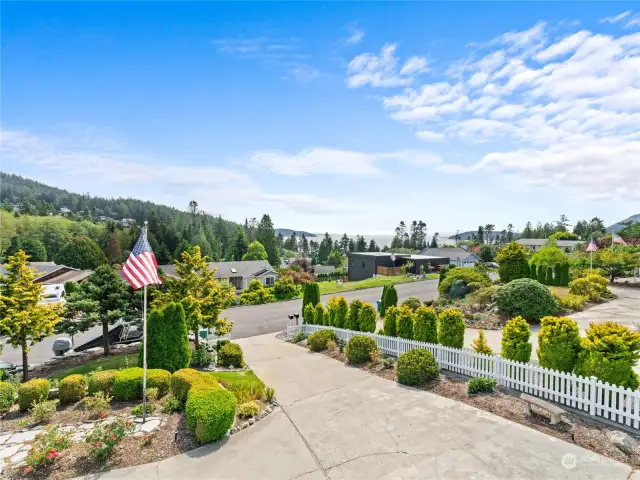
286, 324, 640, 429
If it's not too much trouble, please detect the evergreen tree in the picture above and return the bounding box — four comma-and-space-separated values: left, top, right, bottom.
301, 234, 310, 256
0, 250, 61, 380
429, 233, 439, 248
506, 223, 515, 242
537, 263, 547, 284
348, 238, 356, 252
318, 233, 333, 264
55, 236, 108, 270
173, 239, 192, 260
6, 235, 48, 262
138, 302, 191, 372
156, 244, 172, 264
190, 228, 214, 260
545, 266, 554, 285
368, 239, 379, 252
256, 214, 280, 267
302, 282, 320, 323
522, 221, 534, 238
530, 263, 537, 280
242, 240, 268, 261
554, 264, 562, 286
340, 233, 350, 254
476, 226, 485, 244
284, 232, 298, 252
105, 232, 122, 264
230, 225, 249, 260
355, 235, 367, 252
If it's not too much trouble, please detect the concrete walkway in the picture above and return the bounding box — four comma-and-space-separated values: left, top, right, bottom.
88, 333, 633, 480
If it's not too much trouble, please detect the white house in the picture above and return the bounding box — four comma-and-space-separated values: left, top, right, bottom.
517, 238, 582, 252
119, 218, 135, 226
159, 260, 277, 291
418, 247, 482, 268
60, 206, 71, 214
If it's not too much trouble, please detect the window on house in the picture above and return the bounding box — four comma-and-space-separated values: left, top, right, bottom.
266, 277, 275, 286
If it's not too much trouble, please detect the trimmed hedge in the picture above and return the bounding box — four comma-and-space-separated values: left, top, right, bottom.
0, 381, 16, 413
437, 308, 465, 349
501, 316, 532, 363
332, 297, 348, 328
303, 303, 316, 325
307, 329, 336, 352
413, 307, 437, 343
113, 368, 143, 401
381, 285, 398, 317
494, 278, 558, 321
396, 306, 414, 340
397, 349, 439, 386
357, 303, 377, 333
218, 343, 244, 367
569, 274, 610, 302
383, 306, 398, 337
59, 374, 87, 403
536, 316, 581, 373
18, 379, 50, 412
147, 369, 172, 398
186, 385, 237, 442
88, 370, 116, 395
345, 335, 377, 365
302, 282, 320, 323
171, 368, 219, 402
345, 300, 363, 331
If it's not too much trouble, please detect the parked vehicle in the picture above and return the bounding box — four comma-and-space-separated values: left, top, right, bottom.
38, 283, 66, 305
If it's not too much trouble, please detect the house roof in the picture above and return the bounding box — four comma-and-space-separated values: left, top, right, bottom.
517, 239, 582, 247
418, 247, 481, 262
314, 265, 336, 275
0, 262, 90, 282
159, 260, 276, 279
347, 252, 411, 258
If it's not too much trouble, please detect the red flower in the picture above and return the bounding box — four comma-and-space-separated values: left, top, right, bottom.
111, 434, 117, 441
24, 466, 33, 474
99, 412, 107, 419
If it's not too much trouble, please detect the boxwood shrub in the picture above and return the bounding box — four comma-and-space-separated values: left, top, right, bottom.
437, 308, 465, 349
536, 316, 581, 373
88, 370, 116, 395
494, 278, 558, 321
18, 378, 50, 412
307, 329, 336, 352
467, 377, 497, 394
186, 385, 237, 443
357, 303, 377, 333
396, 306, 414, 340
413, 307, 437, 343
59, 374, 87, 403
217, 343, 244, 367
171, 368, 219, 402
397, 349, 439, 386
147, 369, 171, 398
345, 335, 377, 365
0, 381, 16, 414
113, 367, 143, 401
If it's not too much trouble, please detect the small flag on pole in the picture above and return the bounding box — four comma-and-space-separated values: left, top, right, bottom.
612, 232, 627, 246
122, 227, 162, 290
585, 239, 598, 252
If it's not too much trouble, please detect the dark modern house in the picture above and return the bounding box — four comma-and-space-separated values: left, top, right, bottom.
347, 252, 449, 282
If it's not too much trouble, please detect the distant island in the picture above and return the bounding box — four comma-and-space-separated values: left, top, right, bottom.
275, 228, 317, 238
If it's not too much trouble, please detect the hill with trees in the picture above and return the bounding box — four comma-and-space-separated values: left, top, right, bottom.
606, 214, 640, 233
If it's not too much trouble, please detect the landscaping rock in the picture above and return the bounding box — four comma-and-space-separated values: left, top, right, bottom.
231, 426, 238, 434
7, 430, 40, 444
265, 406, 272, 414
9, 449, 28, 463
138, 419, 160, 433
241, 422, 249, 430
0, 434, 11, 445
608, 430, 638, 455
249, 418, 255, 425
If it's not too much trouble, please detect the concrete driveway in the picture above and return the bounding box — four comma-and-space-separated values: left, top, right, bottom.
89, 333, 632, 480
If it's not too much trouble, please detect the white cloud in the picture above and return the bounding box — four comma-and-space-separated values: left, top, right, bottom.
501, 22, 547, 49
283, 64, 319, 83
345, 26, 365, 45
400, 56, 428, 75
415, 130, 444, 141
535, 31, 591, 61
347, 44, 427, 88
600, 10, 632, 24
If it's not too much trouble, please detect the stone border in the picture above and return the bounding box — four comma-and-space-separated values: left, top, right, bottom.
229, 403, 277, 435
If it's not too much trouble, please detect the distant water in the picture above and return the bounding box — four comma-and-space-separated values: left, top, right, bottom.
318, 232, 457, 249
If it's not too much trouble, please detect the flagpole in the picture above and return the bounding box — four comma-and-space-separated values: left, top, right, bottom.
142, 221, 149, 424
590, 237, 593, 273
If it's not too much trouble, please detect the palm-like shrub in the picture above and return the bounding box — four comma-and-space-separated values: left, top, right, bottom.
501, 316, 532, 363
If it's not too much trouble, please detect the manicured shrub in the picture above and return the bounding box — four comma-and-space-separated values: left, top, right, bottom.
307, 329, 336, 352
468, 285, 500, 307
569, 273, 610, 302
186, 385, 237, 443
171, 368, 219, 402
272, 275, 297, 300
545, 266, 554, 286
560, 263, 570, 287
314, 303, 326, 326
303, 303, 316, 325
438, 264, 456, 284
0, 381, 16, 413
396, 349, 439, 386
494, 278, 558, 321
240, 279, 275, 305
496, 242, 530, 283
438, 268, 491, 298
575, 322, 640, 389
88, 370, 116, 395
396, 306, 414, 339
59, 374, 87, 403
162, 395, 184, 413
437, 308, 465, 349
401, 297, 422, 313
113, 368, 143, 401
18, 379, 50, 412
345, 300, 363, 330
383, 305, 398, 337
554, 293, 588, 312
537, 264, 546, 284
529, 263, 537, 280
345, 335, 377, 365
536, 316, 581, 373
325, 296, 338, 327
238, 400, 260, 418
554, 264, 562, 286
147, 369, 171, 398
138, 302, 191, 373
332, 296, 348, 328
381, 285, 398, 317
218, 343, 244, 367
302, 282, 320, 323
472, 329, 493, 355
501, 316, 532, 363
467, 377, 496, 394
413, 307, 437, 343
357, 303, 377, 333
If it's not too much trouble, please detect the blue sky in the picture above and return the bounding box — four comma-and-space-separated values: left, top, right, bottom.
2, 2, 638, 236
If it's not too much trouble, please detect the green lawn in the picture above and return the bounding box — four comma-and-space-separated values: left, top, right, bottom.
210, 370, 266, 403
49, 353, 138, 380
316, 274, 437, 296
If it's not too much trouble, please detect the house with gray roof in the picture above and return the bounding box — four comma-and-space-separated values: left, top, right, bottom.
159, 260, 277, 291
517, 238, 582, 252
0, 261, 92, 284
417, 247, 482, 267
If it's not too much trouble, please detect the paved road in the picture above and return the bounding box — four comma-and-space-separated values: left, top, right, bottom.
0, 281, 439, 366
89, 333, 633, 480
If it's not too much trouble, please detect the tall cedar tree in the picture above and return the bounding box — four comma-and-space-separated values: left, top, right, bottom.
105, 232, 122, 264
0, 251, 61, 380
153, 246, 235, 348
138, 302, 191, 372
60, 265, 137, 355
255, 214, 280, 267
231, 225, 249, 260
302, 282, 320, 323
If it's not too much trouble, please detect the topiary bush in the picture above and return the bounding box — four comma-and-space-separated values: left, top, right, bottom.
314, 303, 326, 326
240, 279, 275, 305
59, 374, 87, 403
537, 264, 546, 284
471, 329, 493, 355
545, 266, 554, 286
575, 322, 640, 390
501, 316, 532, 363
529, 263, 537, 280
383, 305, 398, 337
113, 368, 143, 401
138, 302, 191, 373
147, 369, 172, 398
171, 368, 219, 402
303, 303, 316, 325
536, 316, 581, 373
186, 385, 237, 443
272, 275, 297, 300
302, 282, 320, 323
396, 349, 439, 386
18, 379, 50, 412
569, 273, 611, 302
0, 381, 16, 414
345, 335, 377, 365
332, 296, 348, 328
396, 306, 414, 339
357, 303, 377, 333
345, 300, 363, 331
218, 343, 244, 367
413, 307, 438, 343
307, 329, 336, 352
467, 377, 496, 394
401, 297, 421, 312
438, 268, 491, 298
437, 308, 465, 349
88, 370, 116, 395
381, 285, 398, 317
494, 278, 558, 321
496, 242, 530, 283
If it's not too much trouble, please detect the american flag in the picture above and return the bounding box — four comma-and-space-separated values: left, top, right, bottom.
612, 232, 627, 245
122, 227, 162, 290
585, 239, 598, 252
